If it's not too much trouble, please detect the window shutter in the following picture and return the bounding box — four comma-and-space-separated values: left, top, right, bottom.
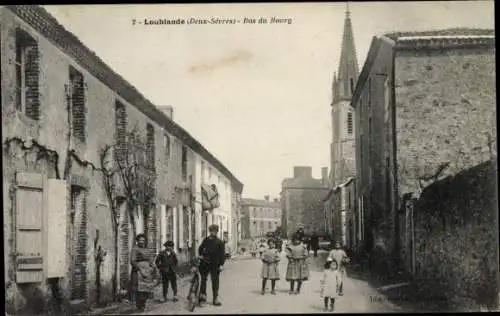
46, 179, 68, 278
24, 43, 40, 120
15, 172, 44, 283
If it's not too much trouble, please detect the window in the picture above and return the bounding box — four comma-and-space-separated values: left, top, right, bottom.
268, 221, 272, 229
350, 78, 354, 95
163, 132, 170, 160
146, 123, 155, 169
181, 145, 188, 181
114, 101, 127, 163
15, 28, 40, 120
347, 112, 353, 134
208, 167, 212, 179
69, 67, 86, 142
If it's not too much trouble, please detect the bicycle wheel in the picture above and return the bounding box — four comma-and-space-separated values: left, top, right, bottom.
187, 299, 196, 312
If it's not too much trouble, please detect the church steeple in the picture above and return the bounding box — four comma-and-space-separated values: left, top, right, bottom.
332, 2, 359, 104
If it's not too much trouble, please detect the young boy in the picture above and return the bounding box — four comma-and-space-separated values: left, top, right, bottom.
155, 241, 179, 302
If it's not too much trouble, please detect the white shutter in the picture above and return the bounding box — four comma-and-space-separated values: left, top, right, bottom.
160, 204, 167, 246
46, 179, 67, 278
15, 172, 44, 283
178, 205, 184, 248
172, 207, 178, 248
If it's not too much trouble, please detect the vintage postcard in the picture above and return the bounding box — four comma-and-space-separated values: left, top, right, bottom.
2, 2, 497, 315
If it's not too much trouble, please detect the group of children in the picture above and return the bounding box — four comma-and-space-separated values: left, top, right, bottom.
258, 237, 348, 312
258, 234, 310, 296
153, 236, 348, 312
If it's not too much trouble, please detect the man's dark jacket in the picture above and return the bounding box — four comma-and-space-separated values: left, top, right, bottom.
198, 235, 226, 268
310, 235, 319, 249
155, 250, 178, 273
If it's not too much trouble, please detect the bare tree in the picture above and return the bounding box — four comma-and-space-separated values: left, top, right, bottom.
99, 126, 156, 301
99, 144, 122, 301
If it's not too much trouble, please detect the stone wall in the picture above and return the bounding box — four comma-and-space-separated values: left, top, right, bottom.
413, 160, 498, 309
395, 47, 496, 198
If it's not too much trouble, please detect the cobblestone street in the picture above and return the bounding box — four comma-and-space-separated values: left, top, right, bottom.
128, 251, 406, 314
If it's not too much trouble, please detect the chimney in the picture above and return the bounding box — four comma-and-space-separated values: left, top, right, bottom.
293, 166, 312, 178
321, 167, 328, 185
158, 105, 173, 120
264, 195, 269, 201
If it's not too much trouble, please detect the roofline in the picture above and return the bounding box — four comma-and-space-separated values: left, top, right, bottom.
352, 36, 386, 104
6, 5, 244, 193
352, 31, 495, 104
282, 187, 330, 190
322, 177, 355, 202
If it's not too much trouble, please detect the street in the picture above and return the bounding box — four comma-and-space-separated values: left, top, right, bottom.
130, 251, 405, 314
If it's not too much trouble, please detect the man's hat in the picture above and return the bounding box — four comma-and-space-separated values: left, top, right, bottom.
164, 240, 174, 247
208, 224, 219, 232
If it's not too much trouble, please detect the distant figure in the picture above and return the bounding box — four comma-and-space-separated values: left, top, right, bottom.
260, 239, 280, 295
250, 238, 258, 258
275, 236, 283, 253
223, 236, 231, 260
295, 227, 305, 242
310, 232, 320, 257
320, 258, 341, 312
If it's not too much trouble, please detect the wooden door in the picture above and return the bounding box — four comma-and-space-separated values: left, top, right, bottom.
15, 172, 44, 283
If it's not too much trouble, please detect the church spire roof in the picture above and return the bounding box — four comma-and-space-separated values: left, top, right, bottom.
333, 2, 359, 104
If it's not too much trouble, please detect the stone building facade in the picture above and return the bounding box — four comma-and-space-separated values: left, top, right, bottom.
240, 196, 281, 239
353, 28, 496, 274
1, 5, 243, 314
281, 167, 330, 238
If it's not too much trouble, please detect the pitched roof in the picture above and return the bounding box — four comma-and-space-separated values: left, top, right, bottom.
385, 28, 495, 50
6, 5, 243, 193
241, 198, 280, 207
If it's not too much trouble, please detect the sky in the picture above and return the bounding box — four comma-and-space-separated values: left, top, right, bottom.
43, 1, 494, 200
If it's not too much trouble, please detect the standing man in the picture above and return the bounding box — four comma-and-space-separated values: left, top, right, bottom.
198, 224, 226, 306
310, 232, 320, 257
327, 241, 350, 296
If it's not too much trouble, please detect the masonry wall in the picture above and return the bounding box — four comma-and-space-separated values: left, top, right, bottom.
394, 47, 497, 198
413, 160, 498, 310
284, 188, 329, 236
